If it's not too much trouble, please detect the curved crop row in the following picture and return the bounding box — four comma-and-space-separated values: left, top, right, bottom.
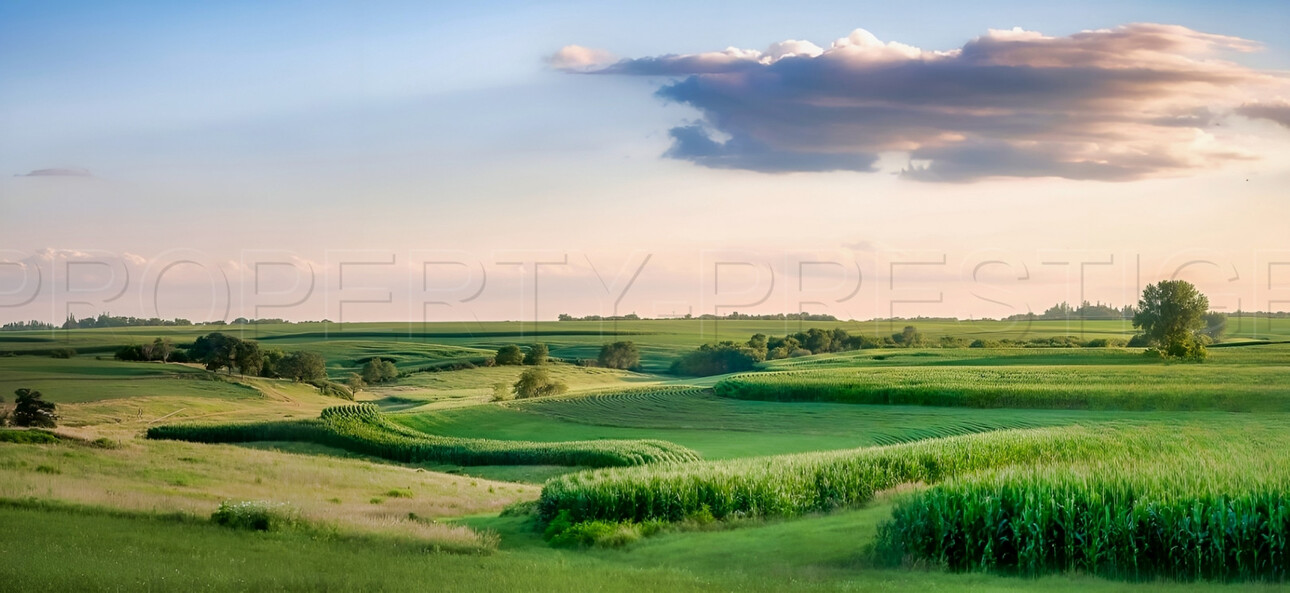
148, 405, 700, 468
538, 425, 1164, 524
713, 365, 1290, 411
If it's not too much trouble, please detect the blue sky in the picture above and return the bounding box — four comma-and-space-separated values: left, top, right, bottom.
1, 1, 1288, 323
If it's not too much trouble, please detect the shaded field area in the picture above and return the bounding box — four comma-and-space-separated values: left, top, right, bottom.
390, 388, 1184, 460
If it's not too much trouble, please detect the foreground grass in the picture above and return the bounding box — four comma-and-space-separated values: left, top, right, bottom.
5, 501, 1288, 592
0, 435, 534, 547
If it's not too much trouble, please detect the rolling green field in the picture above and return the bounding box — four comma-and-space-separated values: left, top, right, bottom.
8, 317, 1288, 372
3, 321, 1290, 590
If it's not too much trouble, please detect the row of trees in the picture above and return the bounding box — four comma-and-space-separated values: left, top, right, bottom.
495, 344, 548, 366
186, 333, 327, 382
63, 313, 194, 329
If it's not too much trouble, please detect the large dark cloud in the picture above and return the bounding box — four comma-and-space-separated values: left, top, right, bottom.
556, 25, 1283, 181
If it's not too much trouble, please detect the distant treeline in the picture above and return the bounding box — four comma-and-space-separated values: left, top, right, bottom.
1004, 301, 1135, 321
1, 314, 307, 331
1, 320, 57, 331
558, 312, 839, 322
60, 314, 195, 329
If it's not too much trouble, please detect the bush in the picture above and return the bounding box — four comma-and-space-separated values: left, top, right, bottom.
0, 428, 61, 444
361, 358, 399, 384
1127, 333, 1151, 347
495, 345, 524, 366
523, 343, 549, 366
671, 342, 758, 376
597, 341, 641, 370
513, 368, 568, 399
49, 348, 75, 359
210, 500, 301, 531
12, 388, 57, 428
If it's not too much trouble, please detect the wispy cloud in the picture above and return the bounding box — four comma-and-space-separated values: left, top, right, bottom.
557, 24, 1285, 181
15, 167, 93, 177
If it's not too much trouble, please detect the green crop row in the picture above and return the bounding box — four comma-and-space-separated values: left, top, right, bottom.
537, 425, 1159, 523
148, 405, 700, 468
713, 365, 1290, 411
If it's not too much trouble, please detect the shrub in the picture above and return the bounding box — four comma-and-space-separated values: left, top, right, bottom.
361, 358, 399, 384
49, 348, 76, 359
523, 343, 549, 366
0, 428, 60, 444
671, 342, 758, 376
12, 388, 57, 428
495, 345, 524, 366
513, 368, 568, 399
597, 341, 641, 370
210, 500, 301, 531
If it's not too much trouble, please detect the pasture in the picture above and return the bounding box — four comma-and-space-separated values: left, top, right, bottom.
2, 320, 1290, 590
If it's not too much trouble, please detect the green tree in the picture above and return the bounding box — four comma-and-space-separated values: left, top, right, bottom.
512, 368, 568, 399
491, 382, 513, 402
1132, 280, 1210, 360
280, 351, 327, 382
153, 337, 174, 363
12, 388, 58, 428
191, 332, 241, 374
893, 326, 923, 347
746, 334, 768, 362
234, 340, 264, 377
378, 360, 398, 382
597, 341, 641, 369
345, 372, 365, 394
523, 343, 549, 366
495, 345, 524, 366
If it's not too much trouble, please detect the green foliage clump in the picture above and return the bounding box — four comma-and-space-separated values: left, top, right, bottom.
0, 428, 61, 444
523, 343, 549, 366
597, 341, 641, 370
361, 358, 399, 384
1132, 280, 1211, 360
11, 389, 57, 428
671, 342, 759, 376
211, 501, 301, 532
148, 404, 699, 468
494, 345, 524, 366
513, 367, 568, 399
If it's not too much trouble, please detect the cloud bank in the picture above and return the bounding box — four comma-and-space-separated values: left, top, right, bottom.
555, 24, 1285, 181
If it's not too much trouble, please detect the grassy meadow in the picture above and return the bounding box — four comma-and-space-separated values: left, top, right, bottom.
2, 320, 1290, 590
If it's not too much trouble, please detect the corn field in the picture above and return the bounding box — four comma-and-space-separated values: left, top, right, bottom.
148, 404, 700, 467
538, 425, 1146, 523
877, 461, 1290, 580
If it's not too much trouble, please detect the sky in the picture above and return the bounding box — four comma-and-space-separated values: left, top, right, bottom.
1, 0, 1289, 325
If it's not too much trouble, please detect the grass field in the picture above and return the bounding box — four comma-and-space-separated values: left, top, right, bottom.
4, 320, 1290, 589
8, 317, 1288, 372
